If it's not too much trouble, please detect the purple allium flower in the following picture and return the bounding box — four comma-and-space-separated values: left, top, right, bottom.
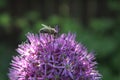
8, 27, 101, 80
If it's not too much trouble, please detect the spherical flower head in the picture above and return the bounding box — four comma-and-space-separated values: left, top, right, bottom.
8, 30, 101, 80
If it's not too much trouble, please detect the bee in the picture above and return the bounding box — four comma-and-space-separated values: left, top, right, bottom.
40, 24, 59, 36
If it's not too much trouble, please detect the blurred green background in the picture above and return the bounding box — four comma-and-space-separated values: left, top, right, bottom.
0, 0, 120, 80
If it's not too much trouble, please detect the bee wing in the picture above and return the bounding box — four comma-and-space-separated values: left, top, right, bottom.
39, 24, 49, 33
41, 24, 50, 29
54, 25, 59, 33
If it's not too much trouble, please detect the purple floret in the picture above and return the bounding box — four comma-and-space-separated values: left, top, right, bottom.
8, 32, 101, 80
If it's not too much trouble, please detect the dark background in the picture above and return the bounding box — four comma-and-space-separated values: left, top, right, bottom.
0, 0, 120, 80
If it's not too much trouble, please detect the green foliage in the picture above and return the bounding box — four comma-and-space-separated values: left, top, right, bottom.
25, 11, 40, 21
90, 18, 114, 32
0, 0, 7, 8
108, 1, 120, 11
0, 13, 11, 32
0, 44, 15, 80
